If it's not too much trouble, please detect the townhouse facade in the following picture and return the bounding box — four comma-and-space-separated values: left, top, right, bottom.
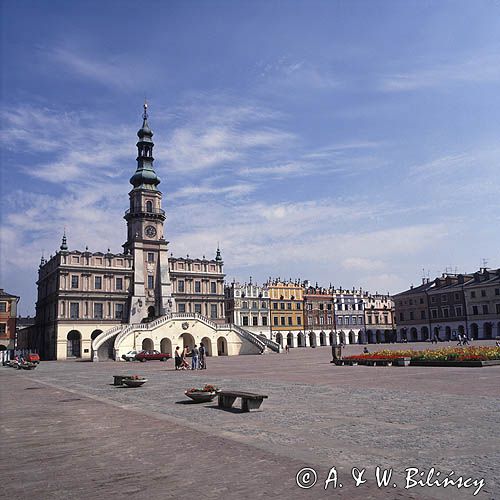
0, 289, 19, 350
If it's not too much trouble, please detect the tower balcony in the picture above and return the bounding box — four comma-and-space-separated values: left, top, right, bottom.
124, 208, 166, 221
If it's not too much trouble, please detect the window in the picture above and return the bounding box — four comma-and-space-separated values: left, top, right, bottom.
210, 282, 217, 294
273, 316, 278, 326
148, 275, 154, 289
495, 288, 500, 296
338, 317, 343, 325
94, 303, 103, 319
399, 313, 404, 322
345, 317, 350, 325
454, 293, 460, 300
481, 290, 486, 297
280, 302, 285, 310
496, 304, 500, 314
409, 299, 413, 305
210, 304, 217, 319
116, 278, 123, 290
0, 302, 6, 313
252, 316, 258, 326
472, 305, 478, 315
178, 303, 186, 313
296, 302, 301, 310
455, 306, 463, 316
288, 316, 293, 325
443, 307, 449, 318
195, 281, 201, 293
420, 298, 424, 304
242, 316, 249, 326
0, 324, 6, 336
252, 301, 257, 309
261, 302, 267, 308
178, 280, 185, 293
115, 303, 124, 319
319, 303, 324, 310
287, 302, 292, 310
471, 291, 476, 298
441, 294, 447, 303
482, 304, 489, 314
352, 317, 357, 325
262, 317, 268, 326
95, 276, 102, 290
410, 311, 414, 320
70, 302, 79, 319
242, 301, 248, 309
327, 304, 332, 310
431, 296, 436, 303
420, 310, 426, 320
71, 275, 79, 288
281, 317, 286, 326
306, 303, 312, 310
431, 309, 438, 319
147, 253, 154, 262
297, 316, 301, 325
273, 302, 278, 310
146, 200, 153, 212
194, 304, 201, 314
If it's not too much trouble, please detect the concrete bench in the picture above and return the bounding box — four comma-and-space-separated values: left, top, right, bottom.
218, 391, 268, 412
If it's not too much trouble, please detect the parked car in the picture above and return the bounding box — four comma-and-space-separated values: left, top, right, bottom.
25, 353, 40, 364
135, 350, 172, 362
122, 350, 139, 361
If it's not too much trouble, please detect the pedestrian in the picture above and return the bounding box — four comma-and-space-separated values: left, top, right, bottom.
363, 346, 369, 354
174, 346, 182, 370
191, 344, 199, 370
462, 335, 469, 346
285, 344, 289, 353
181, 345, 190, 369
457, 334, 462, 346
199, 342, 206, 369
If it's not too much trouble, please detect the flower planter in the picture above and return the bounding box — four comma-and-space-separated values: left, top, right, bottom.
185, 390, 218, 403
122, 378, 147, 387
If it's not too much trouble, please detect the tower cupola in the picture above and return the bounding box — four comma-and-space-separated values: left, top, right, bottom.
130, 103, 160, 189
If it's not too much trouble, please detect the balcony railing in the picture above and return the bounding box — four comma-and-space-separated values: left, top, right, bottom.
124, 208, 165, 216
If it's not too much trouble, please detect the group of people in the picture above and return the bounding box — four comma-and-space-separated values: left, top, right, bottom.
174, 342, 207, 370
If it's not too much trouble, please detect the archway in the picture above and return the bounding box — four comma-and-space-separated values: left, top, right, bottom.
179, 333, 195, 350
142, 338, 154, 351
348, 331, 356, 345
90, 329, 103, 358
458, 325, 465, 335
409, 328, 417, 342
287, 332, 293, 347
483, 322, 493, 339
421, 326, 429, 341
91, 329, 102, 341
160, 338, 172, 355
201, 337, 212, 356
497, 322, 500, 338
339, 331, 346, 345
358, 330, 366, 344
470, 323, 479, 340
320, 332, 326, 346
297, 332, 306, 347
308, 332, 317, 347
217, 336, 228, 355
67, 330, 81, 358
445, 326, 451, 341
329, 332, 337, 345
275, 332, 283, 346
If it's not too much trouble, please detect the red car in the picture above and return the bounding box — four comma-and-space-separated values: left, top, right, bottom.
134, 350, 171, 362
25, 353, 40, 364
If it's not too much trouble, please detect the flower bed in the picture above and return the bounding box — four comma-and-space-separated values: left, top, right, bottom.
344, 346, 500, 363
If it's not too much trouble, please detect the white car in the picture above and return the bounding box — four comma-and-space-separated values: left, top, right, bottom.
121, 350, 139, 361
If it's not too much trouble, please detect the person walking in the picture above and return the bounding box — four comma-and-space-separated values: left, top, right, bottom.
181, 345, 190, 369
191, 344, 199, 370
199, 342, 206, 369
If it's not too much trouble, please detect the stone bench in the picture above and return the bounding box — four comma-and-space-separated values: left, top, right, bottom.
218, 391, 268, 412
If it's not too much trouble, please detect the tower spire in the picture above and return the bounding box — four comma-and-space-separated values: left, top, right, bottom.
130, 102, 160, 189
60, 229, 68, 251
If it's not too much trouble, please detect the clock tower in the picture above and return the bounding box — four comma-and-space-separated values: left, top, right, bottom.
124, 103, 175, 323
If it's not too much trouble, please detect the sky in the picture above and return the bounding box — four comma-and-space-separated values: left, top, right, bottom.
1, 0, 500, 316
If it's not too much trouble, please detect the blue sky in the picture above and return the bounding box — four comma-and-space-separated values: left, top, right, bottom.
1, 1, 500, 315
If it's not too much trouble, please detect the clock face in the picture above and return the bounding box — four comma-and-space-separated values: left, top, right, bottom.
144, 225, 157, 238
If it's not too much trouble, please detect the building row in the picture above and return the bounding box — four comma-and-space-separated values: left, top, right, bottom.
224, 279, 395, 348
393, 268, 500, 341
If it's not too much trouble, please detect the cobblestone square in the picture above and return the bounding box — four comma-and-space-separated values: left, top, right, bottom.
1, 342, 499, 499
